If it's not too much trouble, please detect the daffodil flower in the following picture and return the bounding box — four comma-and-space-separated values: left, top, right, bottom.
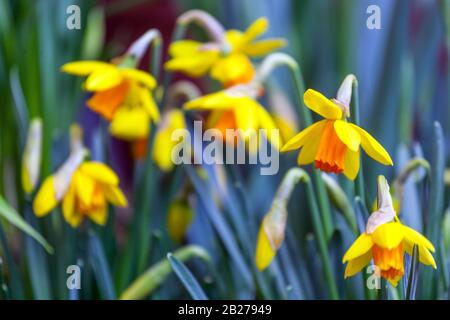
184, 81, 281, 151
343, 176, 436, 286
61, 60, 159, 140
165, 11, 286, 87
153, 109, 187, 171
281, 88, 393, 180
33, 125, 127, 227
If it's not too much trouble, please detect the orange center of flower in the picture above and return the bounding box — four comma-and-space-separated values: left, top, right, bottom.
209, 110, 239, 145
75, 184, 106, 215
86, 80, 129, 121
372, 243, 404, 285
314, 121, 347, 174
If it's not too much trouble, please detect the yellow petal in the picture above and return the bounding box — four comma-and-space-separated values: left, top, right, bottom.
402, 225, 435, 252
73, 170, 94, 207
343, 149, 360, 180
334, 120, 361, 152
168, 40, 203, 57
85, 65, 123, 91
139, 86, 160, 122
344, 250, 372, 278
350, 124, 393, 166
234, 100, 258, 140
103, 185, 128, 207
303, 89, 343, 120
61, 61, 111, 76
184, 91, 239, 111
62, 184, 83, 228
120, 68, 156, 89
296, 129, 322, 165
210, 54, 254, 86
79, 162, 119, 186
404, 240, 437, 268
242, 39, 287, 57
164, 52, 219, 77
371, 222, 405, 249
256, 104, 282, 150
153, 131, 175, 171
342, 233, 373, 262
243, 17, 268, 43
22, 167, 33, 195
281, 119, 327, 152
33, 176, 58, 217
255, 224, 276, 271
110, 107, 150, 140
88, 206, 108, 226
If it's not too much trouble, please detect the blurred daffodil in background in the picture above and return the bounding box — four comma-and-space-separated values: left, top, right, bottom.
153, 109, 187, 171
184, 81, 281, 151
61, 60, 160, 140
282, 83, 393, 180
33, 125, 127, 227
165, 11, 286, 86
343, 176, 435, 286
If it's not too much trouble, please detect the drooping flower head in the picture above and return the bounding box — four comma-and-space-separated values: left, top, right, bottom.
61, 30, 161, 141
255, 168, 306, 270
165, 11, 286, 87
282, 75, 393, 180
343, 176, 436, 286
33, 125, 127, 227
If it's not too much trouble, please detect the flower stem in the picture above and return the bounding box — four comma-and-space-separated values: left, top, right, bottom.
350, 79, 367, 208
301, 175, 339, 299
288, 60, 334, 240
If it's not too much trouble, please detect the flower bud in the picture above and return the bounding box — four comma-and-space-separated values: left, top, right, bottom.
22, 119, 42, 194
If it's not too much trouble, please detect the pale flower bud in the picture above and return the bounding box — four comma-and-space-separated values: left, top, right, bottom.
22, 119, 42, 194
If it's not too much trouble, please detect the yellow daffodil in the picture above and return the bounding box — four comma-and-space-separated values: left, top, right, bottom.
153, 109, 187, 172
184, 82, 281, 150
343, 176, 436, 286
281, 89, 393, 180
33, 125, 127, 227
165, 14, 286, 86
61, 60, 160, 140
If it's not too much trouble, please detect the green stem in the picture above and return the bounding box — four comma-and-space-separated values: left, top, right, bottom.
302, 176, 339, 299
288, 61, 334, 240
350, 79, 367, 208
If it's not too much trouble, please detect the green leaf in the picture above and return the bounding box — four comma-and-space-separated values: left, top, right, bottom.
0, 195, 53, 254
119, 245, 210, 300
88, 232, 116, 299
168, 253, 208, 300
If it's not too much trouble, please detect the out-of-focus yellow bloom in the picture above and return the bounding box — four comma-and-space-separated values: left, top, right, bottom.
33, 125, 127, 227
22, 119, 42, 194
282, 89, 393, 180
153, 109, 187, 172
165, 16, 286, 86
445, 169, 450, 185
184, 83, 281, 150
61, 60, 160, 140
255, 168, 305, 270
343, 176, 435, 286
167, 198, 194, 243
